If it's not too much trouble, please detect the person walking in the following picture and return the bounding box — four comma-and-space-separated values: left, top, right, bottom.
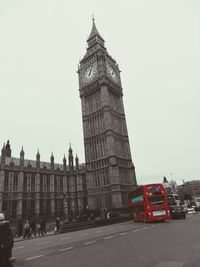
17, 220, 23, 237
55, 217, 60, 233
23, 220, 30, 238
30, 219, 36, 237
39, 218, 44, 236
42, 218, 46, 235
0, 213, 14, 267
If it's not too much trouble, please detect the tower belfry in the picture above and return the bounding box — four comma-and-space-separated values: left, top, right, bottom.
78, 20, 137, 210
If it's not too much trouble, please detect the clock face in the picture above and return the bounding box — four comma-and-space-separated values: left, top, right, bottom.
83, 64, 97, 83
107, 64, 119, 83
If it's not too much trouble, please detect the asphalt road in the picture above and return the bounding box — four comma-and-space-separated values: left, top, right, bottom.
13, 213, 200, 267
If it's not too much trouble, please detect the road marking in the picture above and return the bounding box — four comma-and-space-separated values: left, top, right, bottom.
59, 247, 73, 252
61, 237, 71, 240
108, 228, 114, 230
104, 236, 114, 240
154, 261, 184, 267
142, 227, 148, 230
25, 255, 44, 261
38, 241, 50, 245
120, 232, 127, 236
13, 246, 24, 250
151, 225, 155, 227
132, 229, 139, 232
80, 233, 89, 236
95, 230, 102, 233
84, 240, 96, 245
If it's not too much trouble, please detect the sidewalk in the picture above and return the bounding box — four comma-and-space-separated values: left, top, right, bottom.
14, 215, 131, 242
14, 231, 55, 242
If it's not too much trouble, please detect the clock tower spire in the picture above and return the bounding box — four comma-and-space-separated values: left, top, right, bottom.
87, 17, 105, 48
78, 20, 137, 211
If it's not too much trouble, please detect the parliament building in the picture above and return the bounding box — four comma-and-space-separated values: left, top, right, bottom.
0, 20, 137, 222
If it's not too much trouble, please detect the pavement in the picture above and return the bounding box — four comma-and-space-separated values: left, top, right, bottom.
14, 215, 131, 242
14, 230, 55, 242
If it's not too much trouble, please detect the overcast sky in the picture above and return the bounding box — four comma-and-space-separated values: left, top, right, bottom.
0, 0, 199, 185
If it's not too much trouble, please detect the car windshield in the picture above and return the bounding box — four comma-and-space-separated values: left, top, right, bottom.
148, 196, 165, 206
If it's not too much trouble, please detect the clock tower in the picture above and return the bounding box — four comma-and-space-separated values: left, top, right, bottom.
78, 19, 137, 210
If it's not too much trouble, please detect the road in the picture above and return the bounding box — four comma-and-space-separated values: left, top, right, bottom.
13, 214, 200, 267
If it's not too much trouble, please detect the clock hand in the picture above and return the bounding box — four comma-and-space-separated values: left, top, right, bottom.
88, 67, 92, 76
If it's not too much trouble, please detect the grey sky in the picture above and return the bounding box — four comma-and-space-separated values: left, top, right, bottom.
0, 0, 199, 185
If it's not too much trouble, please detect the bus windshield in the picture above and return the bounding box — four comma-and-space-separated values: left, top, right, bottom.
148, 196, 165, 206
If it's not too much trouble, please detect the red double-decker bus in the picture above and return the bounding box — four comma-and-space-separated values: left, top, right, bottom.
128, 183, 170, 222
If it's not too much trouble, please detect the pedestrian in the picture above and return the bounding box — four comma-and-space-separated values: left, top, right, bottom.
42, 218, 46, 235
0, 212, 14, 267
23, 220, 30, 238
17, 220, 23, 237
30, 219, 36, 237
55, 217, 60, 233
36, 222, 40, 236
106, 211, 110, 220
39, 219, 44, 236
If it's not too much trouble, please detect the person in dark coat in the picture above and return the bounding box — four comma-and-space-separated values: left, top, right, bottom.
39, 219, 44, 236
17, 220, 23, 237
0, 213, 14, 267
55, 217, 60, 233
42, 218, 46, 235
23, 220, 30, 238
30, 219, 36, 237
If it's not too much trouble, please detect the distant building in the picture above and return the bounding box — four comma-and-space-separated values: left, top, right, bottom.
178, 180, 200, 203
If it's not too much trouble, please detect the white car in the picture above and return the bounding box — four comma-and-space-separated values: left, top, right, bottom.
187, 207, 196, 214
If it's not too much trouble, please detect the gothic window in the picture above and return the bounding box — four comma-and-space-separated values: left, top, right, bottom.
13, 172, 18, 192
44, 175, 47, 193
4, 172, 9, 192
27, 174, 31, 192
31, 174, 35, 192
9, 173, 13, 191
23, 173, 27, 192
47, 175, 50, 192
54, 177, 57, 192
31, 199, 35, 217
60, 177, 63, 191
40, 176, 43, 192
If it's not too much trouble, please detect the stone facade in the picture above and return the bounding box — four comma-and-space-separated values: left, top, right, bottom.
0, 141, 87, 222
78, 20, 137, 210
